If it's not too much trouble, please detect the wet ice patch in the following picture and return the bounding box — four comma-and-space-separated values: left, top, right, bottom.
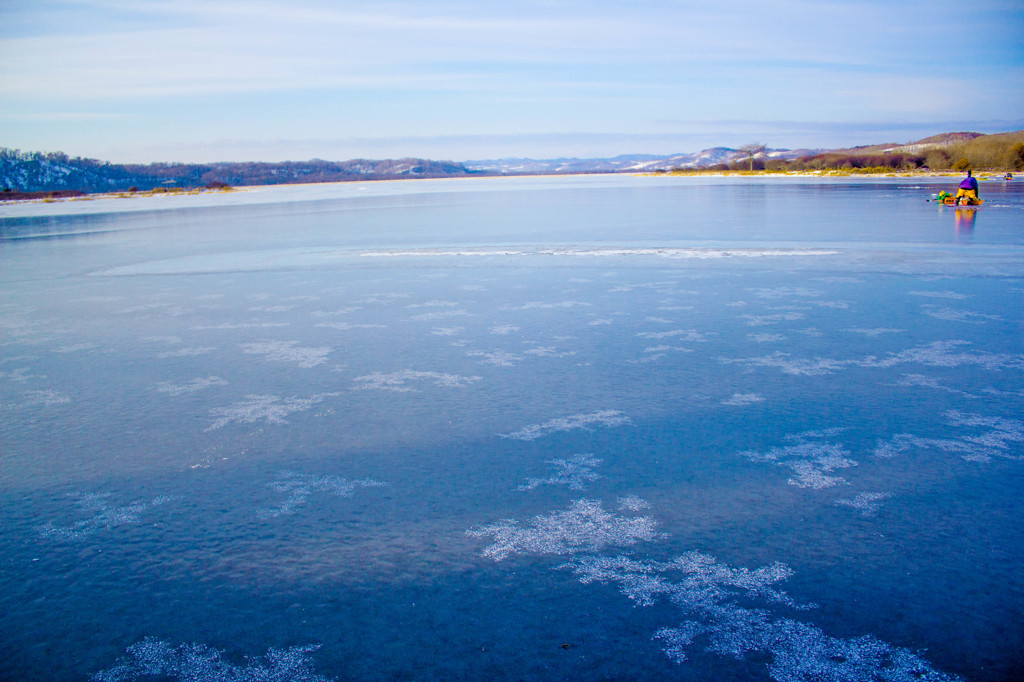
500, 410, 631, 441
490, 324, 520, 335
40, 493, 173, 542
91, 638, 332, 682
835, 492, 893, 517
352, 370, 481, 392
517, 454, 602, 491
155, 376, 227, 396
750, 333, 786, 343
257, 472, 388, 519
206, 393, 340, 431
240, 340, 331, 368
740, 429, 856, 489
467, 498, 659, 561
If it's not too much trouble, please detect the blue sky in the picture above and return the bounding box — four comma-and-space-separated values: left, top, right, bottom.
2, 0, 1022, 163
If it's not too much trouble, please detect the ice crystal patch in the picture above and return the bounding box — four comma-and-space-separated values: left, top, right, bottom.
500, 410, 631, 441
155, 376, 227, 396
867, 340, 1024, 370
407, 308, 472, 321
873, 411, 1023, 463
721, 393, 764, 406
835, 492, 893, 517
466, 349, 523, 366
468, 499, 658, 561
240, 340, 331, 368
844, 327, 906, 336
157, 347, 216, 358
723, 352, 851, 376
257, 472, 388, 518
747, 287, 822, 299
909, 290, 971, 300
892, 373, 977, 398
91, 638, 332, 682
315, 321, 387, 330
352, 370, 481, 392
517, 454, 603, 491
206, 393, 340, 431
636, 329, 711, 342
919, 305, 1000, 323
523, 345, 576, 358
193, 322, 289, 329
40, 493, 173, 542
740, 429, 856, 488
23, 389, 71, 406
740, 312, 805, 326
563, 552, 959, 681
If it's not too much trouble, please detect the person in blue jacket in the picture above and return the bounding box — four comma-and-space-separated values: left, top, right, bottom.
956, 170, 980, 204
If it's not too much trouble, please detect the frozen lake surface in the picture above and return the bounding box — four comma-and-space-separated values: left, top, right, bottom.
2, 175, 1023, 680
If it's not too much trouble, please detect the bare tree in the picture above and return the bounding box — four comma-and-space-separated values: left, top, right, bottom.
738, 143, 767, 171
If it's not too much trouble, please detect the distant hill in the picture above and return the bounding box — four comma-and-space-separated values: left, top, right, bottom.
3, 130, 1022, 194
465, 147, 819, 174
0, 150, 479, 193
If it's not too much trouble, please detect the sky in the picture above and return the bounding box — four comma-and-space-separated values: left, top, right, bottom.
2, 0, 1022, 163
